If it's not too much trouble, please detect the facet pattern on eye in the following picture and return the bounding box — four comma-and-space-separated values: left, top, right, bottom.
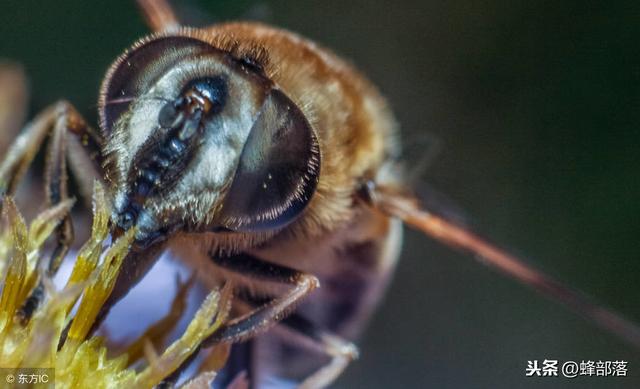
217, 88, 320, 232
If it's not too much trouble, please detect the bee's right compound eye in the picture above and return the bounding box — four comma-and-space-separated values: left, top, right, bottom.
216, 88, 320, 232
99, 36, 224, 136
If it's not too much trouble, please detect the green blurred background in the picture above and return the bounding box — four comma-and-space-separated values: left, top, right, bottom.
1, 1, 638, 387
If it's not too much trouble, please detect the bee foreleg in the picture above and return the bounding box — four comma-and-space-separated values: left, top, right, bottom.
203, 253, 319, 346
0, 101, 103, 211
42, 103, 75, 276
0, 101, 103, 319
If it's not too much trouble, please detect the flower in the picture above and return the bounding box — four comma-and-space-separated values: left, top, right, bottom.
0, 183, 230, 388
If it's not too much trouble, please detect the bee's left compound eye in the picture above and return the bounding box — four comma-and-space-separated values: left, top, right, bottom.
216, 88, 320, 232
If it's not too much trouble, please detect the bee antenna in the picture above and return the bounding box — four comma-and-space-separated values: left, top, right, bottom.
102, 96, 136, 105
368, 183, 640, 350
102, 95, 171, 106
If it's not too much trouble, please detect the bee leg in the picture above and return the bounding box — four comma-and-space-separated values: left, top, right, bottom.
233, 291, 359, 389
136, 0, 180, 32
0, 101, 103, 211
160, 254, 317, 388
204, 253, 319, 345
42, 103, 76, 276
0, 105, 55, 199
266, 313, 356, 389
0, 101, 103, 319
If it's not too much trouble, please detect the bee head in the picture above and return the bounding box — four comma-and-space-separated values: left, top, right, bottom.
99, 32, 320, 248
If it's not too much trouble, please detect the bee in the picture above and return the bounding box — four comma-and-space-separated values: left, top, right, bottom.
1, 0, 638, 388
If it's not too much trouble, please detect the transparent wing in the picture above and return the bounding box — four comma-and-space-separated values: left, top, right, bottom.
368, 183, 640, 349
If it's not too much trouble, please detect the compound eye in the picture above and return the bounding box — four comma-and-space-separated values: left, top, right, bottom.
217, 89, 320, 232
99, 36, 219, 136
